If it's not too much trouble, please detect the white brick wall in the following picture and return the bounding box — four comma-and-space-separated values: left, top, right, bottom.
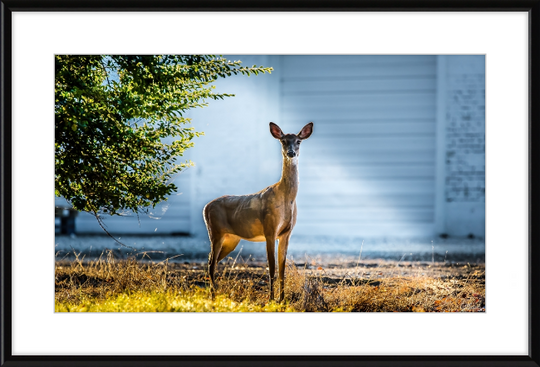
443, 56, 485, 236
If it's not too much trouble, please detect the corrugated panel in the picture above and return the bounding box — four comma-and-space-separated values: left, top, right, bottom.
281, 55, 437, 237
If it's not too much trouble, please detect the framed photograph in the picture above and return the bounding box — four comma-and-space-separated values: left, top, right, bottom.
1, 1, 538, 366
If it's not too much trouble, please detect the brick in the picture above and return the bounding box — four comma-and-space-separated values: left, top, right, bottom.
445, 64, 485, 204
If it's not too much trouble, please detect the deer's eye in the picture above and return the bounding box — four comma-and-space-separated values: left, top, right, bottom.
296, 140, 301, 144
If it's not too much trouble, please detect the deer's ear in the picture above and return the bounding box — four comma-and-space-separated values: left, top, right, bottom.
298, 122, 313, 140
269, 122, 283, 139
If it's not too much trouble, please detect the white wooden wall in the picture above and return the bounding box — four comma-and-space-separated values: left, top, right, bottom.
57, 55, 483, 238
280, 56, 438, 236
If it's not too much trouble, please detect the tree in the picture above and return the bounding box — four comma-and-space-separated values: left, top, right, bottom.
55, 55, 272, 219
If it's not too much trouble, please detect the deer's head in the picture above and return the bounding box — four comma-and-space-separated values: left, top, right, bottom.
269, 122, 313, 159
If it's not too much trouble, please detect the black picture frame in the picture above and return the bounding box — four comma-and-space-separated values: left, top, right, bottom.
1, 1, 538, 366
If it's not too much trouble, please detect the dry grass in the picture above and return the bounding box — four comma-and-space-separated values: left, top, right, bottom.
55, 250, 485, 312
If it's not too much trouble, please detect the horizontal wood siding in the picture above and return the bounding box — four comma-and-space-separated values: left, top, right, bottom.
281, 55, 437, 237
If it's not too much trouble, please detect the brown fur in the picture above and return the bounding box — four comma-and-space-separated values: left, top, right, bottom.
204, 122, 313, 301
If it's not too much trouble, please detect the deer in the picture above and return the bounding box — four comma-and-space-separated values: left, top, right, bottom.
203, 122, 313, 302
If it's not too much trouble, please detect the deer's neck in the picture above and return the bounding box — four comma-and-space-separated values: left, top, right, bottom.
277, 155, 299, 199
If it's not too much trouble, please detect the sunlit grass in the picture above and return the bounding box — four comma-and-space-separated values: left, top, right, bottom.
55, 250, 485, 312
55, 289, 294, 312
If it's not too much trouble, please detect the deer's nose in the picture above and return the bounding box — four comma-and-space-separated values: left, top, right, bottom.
287, 150, 296, 157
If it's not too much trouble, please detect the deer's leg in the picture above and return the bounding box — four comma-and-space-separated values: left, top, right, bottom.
277, 232, 291, 302
265, 234, 277, 301
208, 234, 224, 293
217, 236, 241, 262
